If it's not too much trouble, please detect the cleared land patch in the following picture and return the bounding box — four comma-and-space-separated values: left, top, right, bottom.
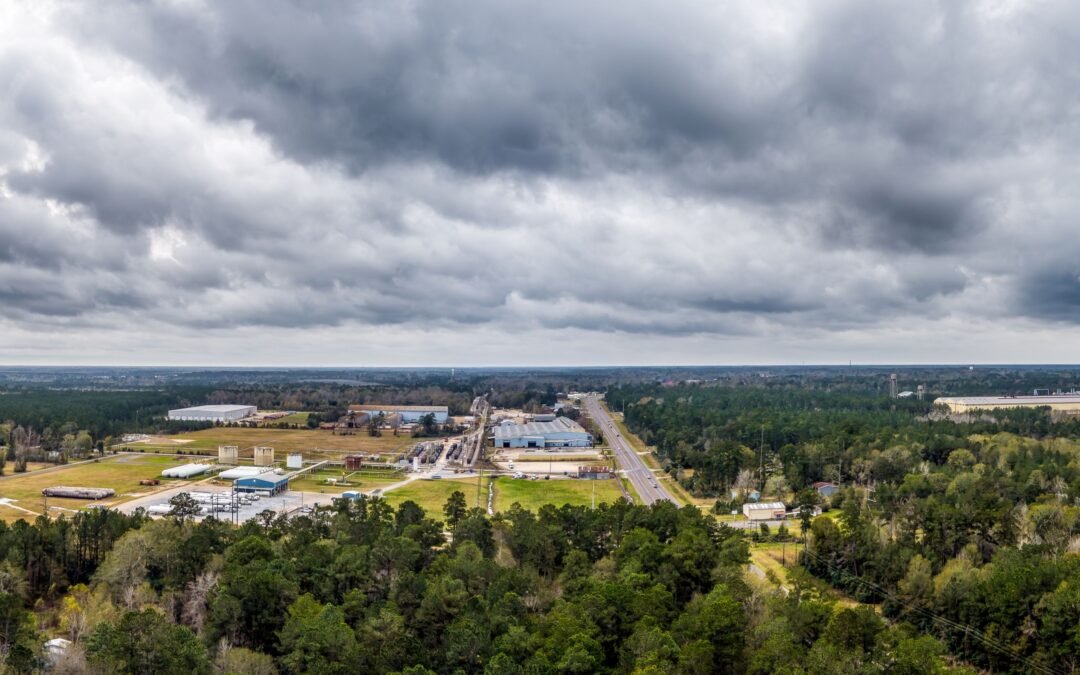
118, 427, 416, 460
287, 469, 405, 495
492, 476, 626, 512
0, 454, 191, 522
382, 477, 482, 516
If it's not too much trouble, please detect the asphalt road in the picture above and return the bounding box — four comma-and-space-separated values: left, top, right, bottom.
584, 396, 674, 505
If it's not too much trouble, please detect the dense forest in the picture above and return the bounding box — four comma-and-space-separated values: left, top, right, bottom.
0, 495, 961, 674
608, 378, 1080, 672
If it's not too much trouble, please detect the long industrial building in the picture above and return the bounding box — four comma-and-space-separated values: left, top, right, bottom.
167, 404, 256, 422
935, 394, 1080, 413
492, 417, 593, 449
348, 404, 449, 423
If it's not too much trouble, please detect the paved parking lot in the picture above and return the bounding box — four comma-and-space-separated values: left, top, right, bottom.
145, 488, 338, 523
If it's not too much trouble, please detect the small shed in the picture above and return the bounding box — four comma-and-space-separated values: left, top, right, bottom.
813, 481, 839, 497
235, 471, 288, 496
730, 488, 761, 502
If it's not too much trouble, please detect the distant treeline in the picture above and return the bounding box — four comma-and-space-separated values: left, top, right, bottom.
0, 387, 213, 440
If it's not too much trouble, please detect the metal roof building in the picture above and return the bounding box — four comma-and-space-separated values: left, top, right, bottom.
492, 416, 593, 449
743, 502, 787, 521
234, 471, 289, 495
935, 395, 1080, 413
348, 404, 449, 423
168, 404, 256, 422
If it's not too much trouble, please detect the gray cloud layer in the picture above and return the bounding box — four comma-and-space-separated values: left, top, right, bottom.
0, 0, 1078, 364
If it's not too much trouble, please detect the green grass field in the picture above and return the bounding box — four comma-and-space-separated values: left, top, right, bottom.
0, 454, 190, 522
492, 476, 625, 512
383, 477, 483, 517
119, 427, 417, 459
288, 469, 405, 495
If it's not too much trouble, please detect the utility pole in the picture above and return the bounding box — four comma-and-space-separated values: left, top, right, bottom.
758, 425, 765, 489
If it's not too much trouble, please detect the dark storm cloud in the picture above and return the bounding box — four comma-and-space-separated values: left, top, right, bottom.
0, 0, 1078, 359
1014, 267, 1080, 323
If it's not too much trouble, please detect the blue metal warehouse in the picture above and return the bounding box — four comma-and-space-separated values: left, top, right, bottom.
235, 471, 289, 495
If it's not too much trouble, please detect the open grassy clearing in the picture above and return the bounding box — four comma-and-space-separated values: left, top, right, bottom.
119, 427, 416, 459
0, 454, 191, 522
288, 469, 405, 495
750, 542, 799, 585
492, 476, 626, 512
382, 477, 483, 516
749, 542, 863, 609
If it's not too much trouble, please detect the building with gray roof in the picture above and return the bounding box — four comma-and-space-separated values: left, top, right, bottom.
492, 416, 593, 449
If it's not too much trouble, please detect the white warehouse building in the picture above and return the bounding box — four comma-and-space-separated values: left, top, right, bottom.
167, 404, 256, 422
492, 417, 593, 449
348, 404, 449, 423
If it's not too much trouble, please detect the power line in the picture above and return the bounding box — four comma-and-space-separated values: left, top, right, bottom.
797, 548, 1060, 675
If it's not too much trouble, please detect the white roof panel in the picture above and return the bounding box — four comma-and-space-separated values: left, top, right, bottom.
744, 502, 786, 510
936, 395, 1080, 405
492, 416, 591, 440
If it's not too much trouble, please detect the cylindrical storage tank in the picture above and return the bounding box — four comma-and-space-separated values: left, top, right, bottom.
287, 453, 303, 469
173, 464, 210, 479
218, 445, 239, 465
162, 463, 195, 478
254, 446, 274, 466
42, 486, 116, 499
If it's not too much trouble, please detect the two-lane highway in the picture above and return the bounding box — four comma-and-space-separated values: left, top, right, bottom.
584, 396, 674, 505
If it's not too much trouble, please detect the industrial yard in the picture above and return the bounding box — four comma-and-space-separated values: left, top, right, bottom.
118, 427, 416, 459
0, 400, 626, 525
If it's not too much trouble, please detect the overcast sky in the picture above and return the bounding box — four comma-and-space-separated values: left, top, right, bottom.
1, 0, 1079, 366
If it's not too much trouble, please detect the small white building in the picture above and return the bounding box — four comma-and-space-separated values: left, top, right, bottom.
168, 405, 256, 422
492, 417, 593, 449
743, 502, 787, 521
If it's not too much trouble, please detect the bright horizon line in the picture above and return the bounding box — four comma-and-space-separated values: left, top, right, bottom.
0, 362, 1077, 370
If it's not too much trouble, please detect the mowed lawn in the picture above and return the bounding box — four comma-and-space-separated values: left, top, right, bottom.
120, 428, 417, 458
289, 470, 406, 495
492, 477, 626, 512
0, 454, 190, 522
383, 478, 483, 518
